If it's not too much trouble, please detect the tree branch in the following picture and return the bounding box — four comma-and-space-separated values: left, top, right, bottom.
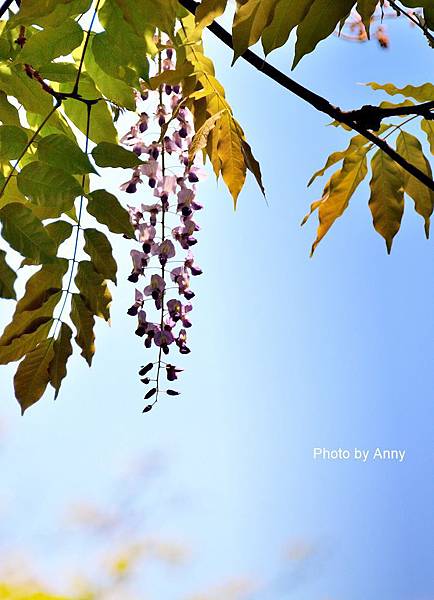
178, 0, 434, 192
0, 0, 15, 18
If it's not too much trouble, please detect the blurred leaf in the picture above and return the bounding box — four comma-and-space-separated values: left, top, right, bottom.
0, 249, 16, 299
83, 227, 117, 283
70, 292, 95, 366
396, 131, 434, 238
49, 322, 73, 399
369, 149, 405, 253
0, 203, 57, 262
14, 338, 55, 414
37, 133, 97, 174
355, 0, 378, 34
87, 189, 134, 237
17, 161, 83, 213
16, 18, 83, 66
92, 142, 142, 168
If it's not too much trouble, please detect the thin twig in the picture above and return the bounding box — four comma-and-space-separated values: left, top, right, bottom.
177, 0, 434, 192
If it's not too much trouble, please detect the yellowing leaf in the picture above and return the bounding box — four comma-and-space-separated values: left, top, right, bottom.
396, 131, 434, 238
14, 338, 55, 414
0, 319, 53, 366
421, 119, 434, 155
309, 147, 368, 254
0, 249, 17, 299
195, 0, 228, 29
366, 82, 434, 102
49, 322, 73, 399
83, 228, 117, 284
369, 149, 405, 253
70, 292, 95, 366
14, 259, 68, 315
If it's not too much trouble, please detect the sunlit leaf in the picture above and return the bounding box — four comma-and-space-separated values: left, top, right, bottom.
83, 228, 117, 284
0, 92, 21, 126
232, 0, 278, 62
369, 149, 405, 253
217, 111, 246, 206
16, 19, 83, 66
261, 0, 314, 56
366, 81, 434, 102
17, 161, 83, 214
49, 322, 73, 399
0, 65, 53, 115
37, 133, 97, 174
421, 119, 434, 155
14, 338, 55, 414
75, 260, 112, 321
188, 109, 226, 164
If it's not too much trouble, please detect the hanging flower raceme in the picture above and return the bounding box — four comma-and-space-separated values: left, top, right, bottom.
121, 42, 205, 413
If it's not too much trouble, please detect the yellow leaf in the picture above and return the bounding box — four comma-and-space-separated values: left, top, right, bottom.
195, 0, 228, 29
261, 0, 315, 56
310, 147, 368, 254
74, 260, 112, 321
217, 111, 246, 206
0, 319, 53, 366
188, 109, 226, 165
421, 119, 434, 155
396, 131, 434, 238
369, 149, 405, 253
14, 339, 55, 414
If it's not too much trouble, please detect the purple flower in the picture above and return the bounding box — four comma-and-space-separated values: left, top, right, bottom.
143, 274, 166, 309
184, 251, 202, 276
152, 239, 175, 266
140, 159, 162, 188
166, 364, 183, 381
121, 171, 142, 194
127, 288, 144, 316
176, 329, 191, 354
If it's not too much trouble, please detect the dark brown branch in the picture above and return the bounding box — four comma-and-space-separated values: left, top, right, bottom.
388, 0, 434, 47
0, 0, 15, 18
178, 0, 434, 192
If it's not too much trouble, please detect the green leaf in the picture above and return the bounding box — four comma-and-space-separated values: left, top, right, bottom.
0, 125, 28, 160
16, 19, 83, 66
0, 91, 21, 126
86, 189, 134, 237
0, 203, 57, 262
307, 147, 368, 255
91, 142, 142, 169
60, 74, 118, 144
84, 36, 135, 110
293, 0, 355, 68
14, 339, 55, 414
369, 150, 405, 253
112, 0, 178, 37
17, 161, 83, 213
0, 65, 53, 115
49, 322, 73, 399
38, 62, 78, 83
261, 0, 314, 56
0, 249, 17, 299
8, 0, 73, 27
14, 258, 68, 315
70, 292, 95, 366
74, 260, 112, 321
232, 0, 278, 62
92, 31, 149, 87
396, 131, 434, 238
83, 228, 117, 284
37, 133, 97, 174
21, 220, 72, 266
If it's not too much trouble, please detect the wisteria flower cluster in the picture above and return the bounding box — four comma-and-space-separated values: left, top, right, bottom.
120, 45, 205, 413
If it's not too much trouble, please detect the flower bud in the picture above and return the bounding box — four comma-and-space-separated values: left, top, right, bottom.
139, 363, 153, 376
144, 387, 156, 399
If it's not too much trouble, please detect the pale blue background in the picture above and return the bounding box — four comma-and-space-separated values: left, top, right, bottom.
0, 11, 432, 600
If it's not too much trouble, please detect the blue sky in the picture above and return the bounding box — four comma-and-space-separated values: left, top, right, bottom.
0, 10, 433, 600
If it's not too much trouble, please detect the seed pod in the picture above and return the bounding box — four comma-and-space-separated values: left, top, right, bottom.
167, 390, 180, 396
144, 387, 157, 399
142, 404, 153, 413
139, 363, 153, 376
